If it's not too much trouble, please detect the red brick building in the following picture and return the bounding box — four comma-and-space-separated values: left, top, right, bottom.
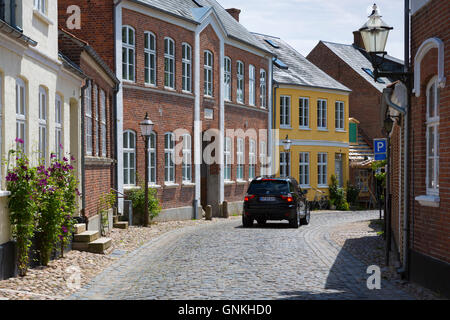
384, 0, 449, 297
58, 29, 120, 231
58, 0, 273, 220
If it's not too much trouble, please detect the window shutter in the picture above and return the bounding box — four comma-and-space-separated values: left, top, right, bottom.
349, 122, 357, 143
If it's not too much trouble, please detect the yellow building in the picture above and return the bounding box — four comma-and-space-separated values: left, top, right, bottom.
253, 34, 351, 201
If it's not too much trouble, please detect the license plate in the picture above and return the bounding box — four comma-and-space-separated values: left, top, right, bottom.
260, 196, 276, 202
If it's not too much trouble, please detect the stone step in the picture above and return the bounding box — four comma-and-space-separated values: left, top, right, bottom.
113, 221, 128, 229
113, 215, 119, 224
88, 237, 112, 254
73, 230, 99, 243
73, 223, 86, 234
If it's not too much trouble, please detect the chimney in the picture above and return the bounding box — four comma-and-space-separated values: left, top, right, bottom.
226, 8, 241, 22
353, 31, 365, 49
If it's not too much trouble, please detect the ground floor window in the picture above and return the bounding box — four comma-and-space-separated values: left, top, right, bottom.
280, 152, 290, 177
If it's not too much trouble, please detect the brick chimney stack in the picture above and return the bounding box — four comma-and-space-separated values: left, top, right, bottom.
353, 31, 365, 49
226, 8, 241, 22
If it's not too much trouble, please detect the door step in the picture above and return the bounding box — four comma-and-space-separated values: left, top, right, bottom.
72, 237, 112, 254
74, 230, 100, 243
73, 223, 86, 234
113, 221, 128, 229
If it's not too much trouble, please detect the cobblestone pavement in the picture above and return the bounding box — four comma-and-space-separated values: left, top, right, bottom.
71, 211, 413, 300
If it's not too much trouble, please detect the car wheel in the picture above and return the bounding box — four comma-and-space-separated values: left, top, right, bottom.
300, 201, 310, 225
256, 219, 267, 225
289, 209, 300, 228
242, 215, 254, 228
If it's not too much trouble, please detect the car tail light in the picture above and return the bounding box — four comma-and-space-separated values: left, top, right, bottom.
244, 195, 256, 202
280, 194, 293, 202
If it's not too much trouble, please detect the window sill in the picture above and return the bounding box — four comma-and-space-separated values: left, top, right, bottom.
144, 83, 157, 88
164, 183, 179, 189
33, 9, 54, 25
224, 180, 235, 185
335, 129, 346, 133
317, 185, 329, 189
300, 185, 311, 189
122, 80, 135, 84
0, 191, 11, 197
280, 126, 292, 130
299, 127, 311, 131
124, 185, 140, 191
164, 86, 176, 91
317, 128, 329, 132
149, 184, 161, 189
182, 182, 195, 187
182, 90, 193, 95
236, 180, 247, 185
415, 195, 440, 208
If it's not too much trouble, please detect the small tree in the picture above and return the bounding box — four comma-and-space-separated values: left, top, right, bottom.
126, 184, 161, 225
329, 175, 350, 211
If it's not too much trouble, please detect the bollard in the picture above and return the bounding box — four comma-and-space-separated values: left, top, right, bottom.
205, 205, 212, 220
222, 201, 229, 218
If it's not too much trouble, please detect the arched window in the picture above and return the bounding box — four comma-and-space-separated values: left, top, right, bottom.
164, 132, 175, 183
426, 76, 440, 195
123, 130, 136, 186
204, 50, 213, 96
55, 94, 63, 160
164, 38, 175, 88
182, 43, 192, 92
260, 69, 267, 108
144, 32, 156, 85
122, 26, 135, 81
237, 61, 244, 103
224, 57, 232, 101
16, 78, 26, 154
249, 65, 255, 106
182, 134, 192, 182
148, 132, 156, 184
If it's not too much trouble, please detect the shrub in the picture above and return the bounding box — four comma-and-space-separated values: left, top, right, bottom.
329, 175, 350, 211
346, 182, 360, 206
126, 184, 161, 225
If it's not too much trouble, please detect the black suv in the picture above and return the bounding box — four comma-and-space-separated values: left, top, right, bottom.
243, 176, 310, 228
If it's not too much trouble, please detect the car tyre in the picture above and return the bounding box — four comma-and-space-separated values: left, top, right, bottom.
242, 215, 254, 228
289, 209, 300, 228
300, 201, 310, 225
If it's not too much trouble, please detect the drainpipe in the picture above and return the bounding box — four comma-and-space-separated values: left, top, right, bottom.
80, 80, 89, 221
272, 80, 279, 176
398, 0, 411, 279
113, 82, 119, 210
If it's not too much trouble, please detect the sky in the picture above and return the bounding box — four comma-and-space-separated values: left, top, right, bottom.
219, 0, 405, 60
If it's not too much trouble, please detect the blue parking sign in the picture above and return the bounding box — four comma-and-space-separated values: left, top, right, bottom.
374, 138, 387, 161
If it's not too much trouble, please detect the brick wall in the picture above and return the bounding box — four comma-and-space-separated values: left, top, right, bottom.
410, 0, 450, 264
307, 42, 383, 145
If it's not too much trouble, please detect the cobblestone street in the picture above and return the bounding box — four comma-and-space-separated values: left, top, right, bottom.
71, 211, 413, 300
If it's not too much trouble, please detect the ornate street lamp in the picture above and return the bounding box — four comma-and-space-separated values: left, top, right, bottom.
139, 112, 154, 227
281, 135, 292, 151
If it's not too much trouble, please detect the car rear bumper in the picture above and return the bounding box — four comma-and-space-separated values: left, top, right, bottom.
244, 206, 297, 220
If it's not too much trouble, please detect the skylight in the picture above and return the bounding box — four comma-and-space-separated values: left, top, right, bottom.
362, 68, 385, 84
264, 39, 279, 49
274, 58, 288, 70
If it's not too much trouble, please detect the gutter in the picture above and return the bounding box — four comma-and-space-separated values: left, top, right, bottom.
0, 19, 37, 46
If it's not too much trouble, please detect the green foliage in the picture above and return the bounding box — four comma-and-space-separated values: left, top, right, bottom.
125, 183, 161, 225
6, 145, 80, 272
328, 175, 350, 211
98, 191, 116, 236
346, 181, 360, 206
371, 160, 387, 188
5, 148, 37, 276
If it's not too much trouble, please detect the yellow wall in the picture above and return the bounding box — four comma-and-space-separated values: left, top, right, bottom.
274, 85, 350, 201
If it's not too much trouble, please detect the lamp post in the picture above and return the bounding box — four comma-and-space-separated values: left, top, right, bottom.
281, 135, 292, 151
139, 112, 154, 227
360, 2, 412, 275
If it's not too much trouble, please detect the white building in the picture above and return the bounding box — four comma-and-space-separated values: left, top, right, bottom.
0, 0, 84, 279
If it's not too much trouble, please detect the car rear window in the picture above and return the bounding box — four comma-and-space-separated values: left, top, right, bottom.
247, 180, 290, 195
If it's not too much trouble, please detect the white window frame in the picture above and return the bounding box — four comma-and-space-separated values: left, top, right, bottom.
236, 138, 244, 180
280, 95, 291, 128
260, 69, 267, 108
249, 65, 255, 106
55, 94, 63, 160
164, 37, 175, 89
224, 57, 232, 101
182, 43, 192, 92
335, 101, 345, 131
0, 74, 2, 185
224, 137, 232, 181
426, 77, 440, 195
237, 61, 244, 103
204, 50, 213, 97
123, 130, 136, 186
249, 139, 256, 180
280, 152, 290, 177
144, 31, 156, 86
16, 78, 26, 154
299, 97, 309, 129
182, 134, 192, 182
34, 0, 46, 14
38, 86, 47, 164
317, 99, 327, 129
299, 152, 310, 187
100, 89, 107, 157
122, 25, 135, 82
94, 84, 99, 156
259, 141, 267, 176
318, 153, 328, 187
85, 81, 93, 156
148, 132, 156, 184
165, 132, 175, 183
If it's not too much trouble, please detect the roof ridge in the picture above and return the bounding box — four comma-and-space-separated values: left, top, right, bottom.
250, 31, 280, 39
